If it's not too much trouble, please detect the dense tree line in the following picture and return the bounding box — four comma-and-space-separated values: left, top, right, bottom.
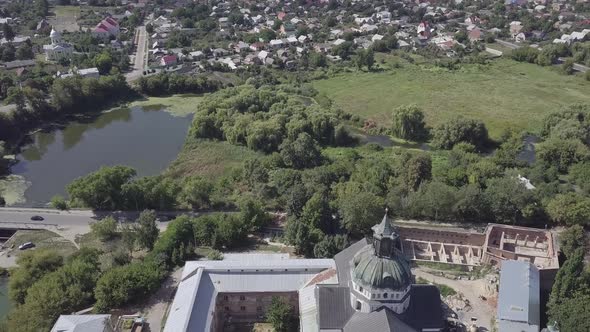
135, 73, 224, 96
0, 74, 133, 143
547, 226, 590, 332
5, 248, 102, 331
66, 165, 227, 211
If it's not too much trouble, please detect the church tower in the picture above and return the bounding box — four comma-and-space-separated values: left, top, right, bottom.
350, 210, 413, 314
50, 28, 61, 45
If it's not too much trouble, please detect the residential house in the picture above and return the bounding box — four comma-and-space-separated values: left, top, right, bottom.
417, 21, 432, 40
92, 17, 119, 39
510, 21, 523, 37
160, 54, 177, 67
468, 28, 483, 41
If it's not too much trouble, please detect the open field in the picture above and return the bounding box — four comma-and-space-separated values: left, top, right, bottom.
50, 6, 80, 32
130, 94, 204, 117
165, 140, 262, 180
314, 58, 590, 138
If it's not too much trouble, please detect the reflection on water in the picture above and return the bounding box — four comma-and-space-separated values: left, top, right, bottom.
517, 135, 539, 165
10, 106, 192, 206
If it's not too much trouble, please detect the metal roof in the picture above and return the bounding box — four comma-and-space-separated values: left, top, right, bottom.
164, 254, 335, 332
497, 260, 540, 328
50, 315, 111, 332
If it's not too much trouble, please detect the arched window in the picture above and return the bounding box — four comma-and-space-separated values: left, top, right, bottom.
383, 293, 388, 298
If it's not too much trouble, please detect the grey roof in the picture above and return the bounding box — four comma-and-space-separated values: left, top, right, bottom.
498, 260, 540, 328
344, 307, 417, 332
352, 245, 413, 290
317, 285, 355, 329
372, 212, 394, 238
402, 285, 445, 331
164, 254, 336, 332
334, 238, 369, 286
51, 315, 111, 332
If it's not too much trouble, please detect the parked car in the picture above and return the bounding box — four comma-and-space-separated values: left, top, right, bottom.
18, 242, 35, 250
30, 215, 44, 221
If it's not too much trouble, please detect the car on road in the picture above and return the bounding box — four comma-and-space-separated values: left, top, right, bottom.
30, 215, 44, 221
18, 242, 35, 250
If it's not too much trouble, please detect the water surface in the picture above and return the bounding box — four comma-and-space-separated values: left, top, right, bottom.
9, 106, 192, 206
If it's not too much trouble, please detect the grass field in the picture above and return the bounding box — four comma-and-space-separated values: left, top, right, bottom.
165, 139, 262, 179
50, 6, 80, 32
130, 94, 205, 117
314, 58, 590, 138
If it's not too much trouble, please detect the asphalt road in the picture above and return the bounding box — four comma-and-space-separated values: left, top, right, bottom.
125, 25, 148, 82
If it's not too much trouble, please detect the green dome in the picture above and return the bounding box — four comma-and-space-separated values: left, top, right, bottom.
352, 246, 412, 290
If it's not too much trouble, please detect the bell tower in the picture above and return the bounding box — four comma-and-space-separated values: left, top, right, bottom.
372, 208, 402, 258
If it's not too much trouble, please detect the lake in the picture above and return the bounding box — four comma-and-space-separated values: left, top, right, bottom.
5, 106, 193, 207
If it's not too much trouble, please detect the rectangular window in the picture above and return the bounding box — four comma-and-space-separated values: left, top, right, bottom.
240, 295, 245, 301
223, 295, 228, 301
240, 306, 246, 311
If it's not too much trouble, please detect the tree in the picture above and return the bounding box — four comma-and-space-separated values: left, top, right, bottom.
431, 117, 489, 150
8, 250, 64, 305
280, 133, 323, 169
180, 176, 213, 209
338, 186, 384, 236
558, 225, 587, 258
562, 59, 575, 75
15, 44, 33, 60
50, 195, 68, 210
391, 105, 427, 141
145, 23, 154, 34
408, 181, 458, 221
484, 176, 537, 224
135, 210, 160, 250
67, 166, 136, 210
266, 297, 298, 332
401, 153, 432, 191
537, 138, 590, 173
546, 193, 590, 226
238, 197, 270, 232
313, 235, 348, 258
94, 52, 113, 75
2, 24, 15, 42
91, 216, 118, 241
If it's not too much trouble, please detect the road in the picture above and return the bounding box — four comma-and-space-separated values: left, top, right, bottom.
0, 207, 197, 244
125, 25, 148, 82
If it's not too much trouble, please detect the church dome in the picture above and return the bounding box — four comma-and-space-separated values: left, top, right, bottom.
352, 244, 412, 290
50, 28, 60, 39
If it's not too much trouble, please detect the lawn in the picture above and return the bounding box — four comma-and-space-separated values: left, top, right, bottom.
314, 58, 590, 138
165, 139, 262, 180
130, 94, 205, 117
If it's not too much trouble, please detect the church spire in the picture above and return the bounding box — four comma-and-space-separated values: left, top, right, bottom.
372, 208, 393, 239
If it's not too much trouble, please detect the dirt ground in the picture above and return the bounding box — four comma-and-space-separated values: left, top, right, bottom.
413, 268, 498, 331
136, 267, 183, 332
